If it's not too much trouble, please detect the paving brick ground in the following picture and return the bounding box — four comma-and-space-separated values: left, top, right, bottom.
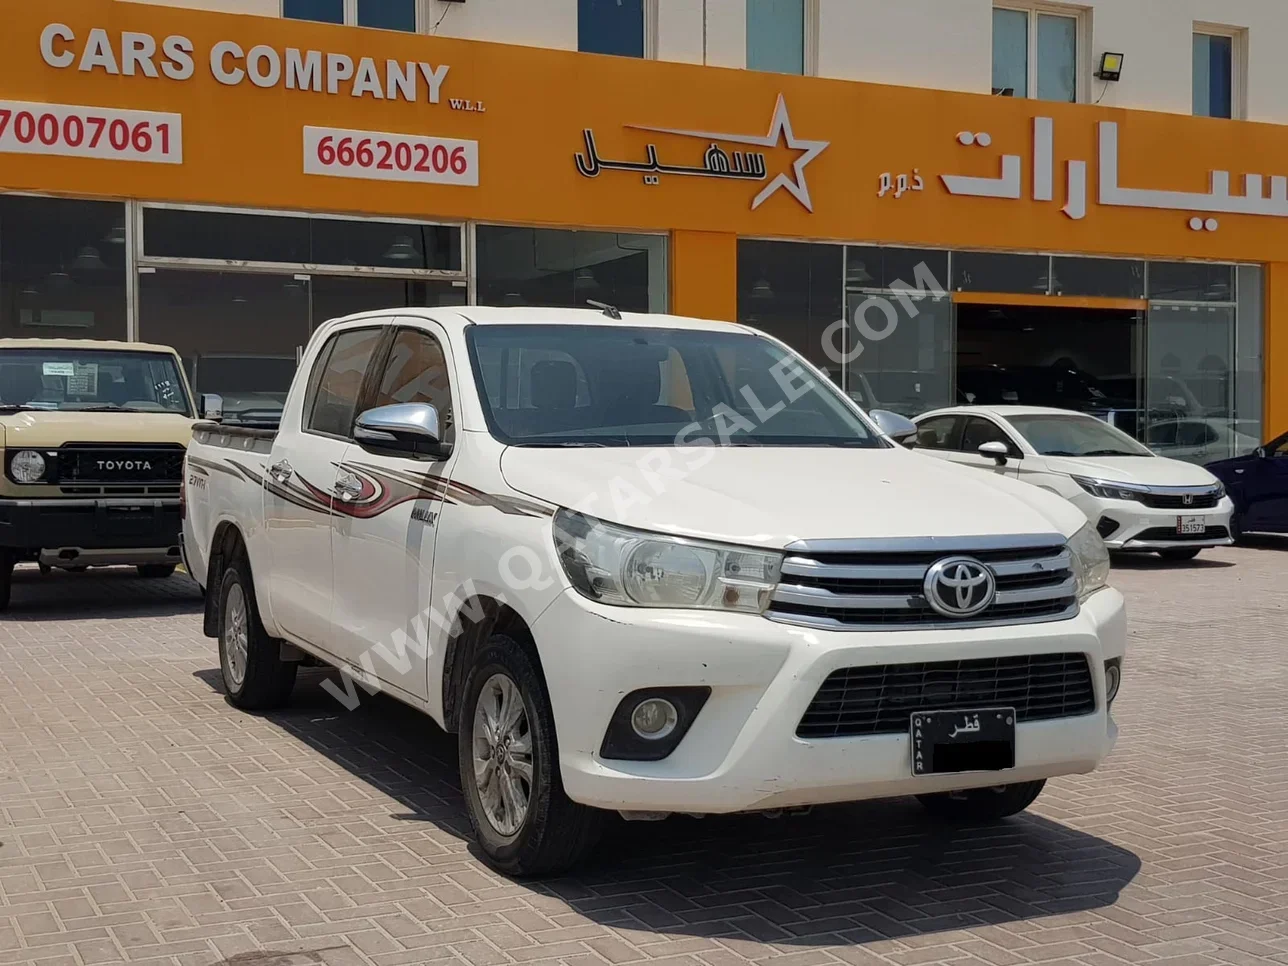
1, 542, 1286, 966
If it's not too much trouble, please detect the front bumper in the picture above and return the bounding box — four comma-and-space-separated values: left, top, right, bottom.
533, 586, 1126, 814
1068, 493, 1235, 550
0, 497, 182, 561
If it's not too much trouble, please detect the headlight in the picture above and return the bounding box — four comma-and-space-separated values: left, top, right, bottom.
1071, 476, 1146, 502
10, 450, 47, 483
553, 509, 783, 613
1212, 481, 1226, 499
1068, 522, 1110, 601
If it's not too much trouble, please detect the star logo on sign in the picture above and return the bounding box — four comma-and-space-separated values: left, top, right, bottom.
627, 94, 830, 212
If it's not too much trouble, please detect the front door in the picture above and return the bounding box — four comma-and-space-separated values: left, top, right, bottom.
264, 324, 386, 652
330, 321, 460, 702
1242, 433, 1288, 531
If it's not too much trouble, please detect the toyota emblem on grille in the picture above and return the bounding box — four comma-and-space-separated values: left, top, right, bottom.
923, 556, 996, 618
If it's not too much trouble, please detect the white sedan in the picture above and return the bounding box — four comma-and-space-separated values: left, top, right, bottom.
911, 406, 1235, 560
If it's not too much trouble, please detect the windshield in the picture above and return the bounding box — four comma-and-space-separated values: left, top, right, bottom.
0, 349, 191, 415
1008, 413, 1153, 458
466, 324, 883, 448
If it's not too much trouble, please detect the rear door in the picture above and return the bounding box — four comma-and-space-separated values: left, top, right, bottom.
330, 319, 460, 701
264, 324, 386, 652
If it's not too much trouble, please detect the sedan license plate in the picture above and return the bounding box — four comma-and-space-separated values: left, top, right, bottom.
912, 708, 1015, 776
1176, 515, 1205, 535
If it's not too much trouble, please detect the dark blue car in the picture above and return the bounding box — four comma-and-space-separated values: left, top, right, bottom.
1206, 431, 1288, 540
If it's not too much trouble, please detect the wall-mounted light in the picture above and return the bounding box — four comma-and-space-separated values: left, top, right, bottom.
1096, 52, 1124, 82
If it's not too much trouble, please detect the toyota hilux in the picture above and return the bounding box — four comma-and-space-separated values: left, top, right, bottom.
182, 306, 1126, 877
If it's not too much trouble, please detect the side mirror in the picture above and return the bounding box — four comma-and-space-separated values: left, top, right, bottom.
1255, 446, 1267, 459
978, 441, 1011, 466
200, 393, 223, 421
354, 402, 450, 459
870, 409, 919, 444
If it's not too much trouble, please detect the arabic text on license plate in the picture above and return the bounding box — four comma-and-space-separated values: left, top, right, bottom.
1176, 515, 1205, 535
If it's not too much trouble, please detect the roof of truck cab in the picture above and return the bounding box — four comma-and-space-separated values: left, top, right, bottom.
0, 338, 179, 352
327, 306, 755, 335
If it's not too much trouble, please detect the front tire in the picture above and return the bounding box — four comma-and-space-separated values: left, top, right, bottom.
218, 560, 296, 710
458, 637, 602, 877
917, 780, 1046, 821
1158, 548, 1201, 561
137, 564, 177, 579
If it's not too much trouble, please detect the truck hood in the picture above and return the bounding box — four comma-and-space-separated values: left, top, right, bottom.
0, 411, 195, 448
1035, 454, 1220, 487
500, 445, 1086, 549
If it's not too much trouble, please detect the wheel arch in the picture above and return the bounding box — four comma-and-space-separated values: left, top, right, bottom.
202, 521, 248, 638
441, 595, 543, 734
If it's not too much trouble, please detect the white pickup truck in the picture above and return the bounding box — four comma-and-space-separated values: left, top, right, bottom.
182, 305, 1126, 877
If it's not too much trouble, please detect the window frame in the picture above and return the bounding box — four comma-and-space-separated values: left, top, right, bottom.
368, 322, 458, 447
913, 415, 964, 452
744, 0, 819, 76
992, 2, 1088, 103
1193, 23, 1247, 120
302, 323, 390, 442
576, 0, 659, 59
281, 0, 421, 32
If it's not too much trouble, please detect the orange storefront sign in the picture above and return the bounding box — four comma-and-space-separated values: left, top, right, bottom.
3, 0, 1288, 267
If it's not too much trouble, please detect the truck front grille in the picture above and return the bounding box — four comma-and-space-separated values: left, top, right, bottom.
797, 653, 1096, 738
766, 535, 1077, 630
55, 444, 185, 486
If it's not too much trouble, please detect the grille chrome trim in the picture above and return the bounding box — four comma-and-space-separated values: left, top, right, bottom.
767, 537, 1077, 631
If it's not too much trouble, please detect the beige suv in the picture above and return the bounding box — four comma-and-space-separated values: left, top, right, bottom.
0, 339, 198, 610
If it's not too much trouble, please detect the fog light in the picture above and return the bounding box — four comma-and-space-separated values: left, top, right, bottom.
1104, 659, 1122, 705
630, 698, 678, 740
10, 450, 46, 483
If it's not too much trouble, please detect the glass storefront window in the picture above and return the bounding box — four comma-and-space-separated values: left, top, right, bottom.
847, 247, 948, 293
1235, 265, 1263, 450
477, 226, 666, 313
142, 208, 463, 272
1147, 261, 1235, 301
140, 270, 311, 426
357, 0, 416, 31
1144, 302, 1237, 462
737, 240, 842, 384
284, 0, 344, 24
952, 251, 1050, 294
1051, 257, 1145, 298
845, 289, 954, 417
0, 196, 127, 340
309, 275, 466, 328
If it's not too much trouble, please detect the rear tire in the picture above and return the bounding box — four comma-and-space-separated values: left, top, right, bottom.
0, 551, 13, 612
1158, 548, 1201, 561
137, 564, 177, 579
218, 559, 296, 710
458, 636, 602, 877
917, 780, 1046, 821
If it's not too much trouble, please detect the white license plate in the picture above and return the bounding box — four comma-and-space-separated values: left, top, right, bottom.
1176, 515, 1205, 535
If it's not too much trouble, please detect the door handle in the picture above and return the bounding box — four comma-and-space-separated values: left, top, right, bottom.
334, 471, 363, 502
268, 458, 293, 483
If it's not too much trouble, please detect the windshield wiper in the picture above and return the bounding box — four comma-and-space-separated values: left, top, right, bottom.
1083, 449, 1140, 457
0, 404, 41, 413
1041, 450, 1079, 456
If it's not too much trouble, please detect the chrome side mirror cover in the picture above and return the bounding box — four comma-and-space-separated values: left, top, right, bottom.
354, 403, 449, 459
200, 393, 223, 421
870, 409, 919, 444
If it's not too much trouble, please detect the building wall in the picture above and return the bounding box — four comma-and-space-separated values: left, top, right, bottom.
119, 0, 1288, 123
